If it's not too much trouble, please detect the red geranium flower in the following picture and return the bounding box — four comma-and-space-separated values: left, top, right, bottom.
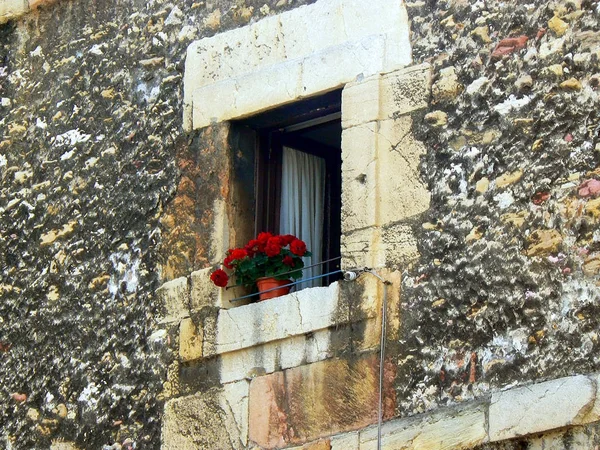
230, 248, 248, 260
257, 232, 273, 244
265, 237, 282, 257
281, 234, 296, 246
223, 256, 234, 269
210, 269, 229, 287
290, 239, 307, 256
282, 255, 295, 266
245, 239, 260, 255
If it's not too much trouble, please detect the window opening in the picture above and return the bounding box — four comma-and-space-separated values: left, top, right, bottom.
237, 90, 342, 289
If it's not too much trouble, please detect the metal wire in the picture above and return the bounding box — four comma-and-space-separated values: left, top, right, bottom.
229, 270, 343, 302
224, 256, 342, 290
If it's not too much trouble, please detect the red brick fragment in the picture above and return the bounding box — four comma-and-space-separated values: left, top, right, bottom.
469, 352, 477, 384
532, 191, 551, 205
491, 35, 529, 58
536, 28, 547, 39
578, 179, 600, 198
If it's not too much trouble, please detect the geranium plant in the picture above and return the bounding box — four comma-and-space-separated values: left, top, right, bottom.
210, 232, 311, 288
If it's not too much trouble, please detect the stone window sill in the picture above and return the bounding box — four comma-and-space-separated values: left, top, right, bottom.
203, 282, 346, 358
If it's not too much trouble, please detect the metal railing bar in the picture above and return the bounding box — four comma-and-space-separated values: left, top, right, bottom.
225, 256, 342, 290
229, 270, 343, 302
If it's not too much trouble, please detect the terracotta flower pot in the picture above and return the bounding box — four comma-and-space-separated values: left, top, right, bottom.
256, 277, 291, 301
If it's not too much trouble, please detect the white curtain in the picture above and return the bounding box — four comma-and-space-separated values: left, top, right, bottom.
279, 146, 325, 288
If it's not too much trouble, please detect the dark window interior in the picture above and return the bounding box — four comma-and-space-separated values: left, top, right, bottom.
234, 90, 342, 287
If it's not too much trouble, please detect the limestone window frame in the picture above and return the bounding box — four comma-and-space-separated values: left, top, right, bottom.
182, 0, 431, 310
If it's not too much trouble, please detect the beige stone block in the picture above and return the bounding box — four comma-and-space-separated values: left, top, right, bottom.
342, 75, 380, 129
341, 122, 379, 232
489, 374, 597, 441
191, 78, 238, 129
184, 0, 413, 130
190, 268, 218, 310
251, 14, 286, 66
220, 380, 250, 448
156, 277, 190, 324
192, 59, 303, 129
340, 0, 395, 39
50, 443, 78, 450
207, 283, 342, 357
0, 0, 28, 24
382, 223, 420, 266
377, 118, 430, 224
279, 329, 333, 370
179, 318, 203, 362
190, 267, 249, 310
219, 329, 333, 384
341, 227, 382, 269
384, 25, 413, 71
248, 354, 396, 448
330, 432, 359, 450
162, 391, 236, 450
360, 402, 487, 449
233, 59, 303, 119
301, 35, 386, 96
379, 63, 432, 119
279, 0, 345, 61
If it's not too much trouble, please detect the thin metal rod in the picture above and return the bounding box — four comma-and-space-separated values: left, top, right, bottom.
378, 282, 388, 450
225, 256, 342, 290
230, 270, 343, 302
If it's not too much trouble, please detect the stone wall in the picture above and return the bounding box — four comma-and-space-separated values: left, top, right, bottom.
397, 0, 600, 417
2, 0, 600, 448
0, 1, 315, 449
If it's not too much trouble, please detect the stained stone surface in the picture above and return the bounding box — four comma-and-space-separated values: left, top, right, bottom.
398, 0, 600, 419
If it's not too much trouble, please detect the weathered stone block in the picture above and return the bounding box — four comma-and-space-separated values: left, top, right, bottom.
179, 318, 203, 362
190, 268, 217, 310
278, 0, 345, 61
379, 63, 432, 119
377, 118, 430, 224
248, 354, 396, 448
342, 75, 380, 129
156, 277, 190, 324
341, 122, 379, 232
163, 390, 236, 450
359, 402, 487, 449
206, 283, 343, 357
184, 0, 412, 130
221, 380, 250, 449
489, 374, 597, 441
219, 329, 333, 384
232, 59, 303, 119
0, 0, 28, 24
341, 227, 382, 269
191, 78, 239, 129
190, 267, 249, 310
330, 432, 359, 450
301, 35, 386, 96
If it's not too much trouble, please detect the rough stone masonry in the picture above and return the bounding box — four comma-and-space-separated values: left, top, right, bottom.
1, 0, 600, 449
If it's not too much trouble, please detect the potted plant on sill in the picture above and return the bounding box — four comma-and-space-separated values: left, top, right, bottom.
209, 232, 311, 301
